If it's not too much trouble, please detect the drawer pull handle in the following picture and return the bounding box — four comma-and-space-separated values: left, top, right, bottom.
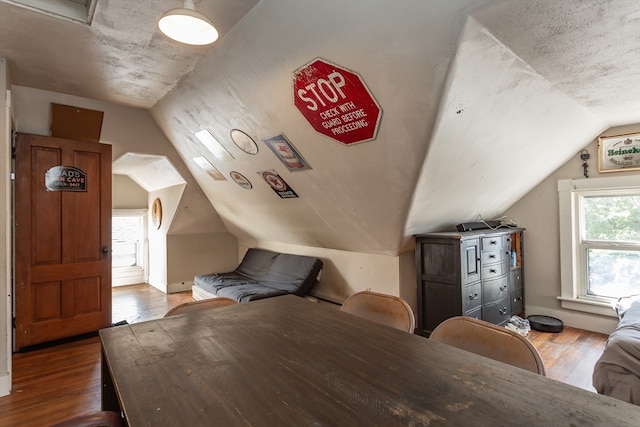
489, 240, 497, 245
469, 293, 479, 300
489, 268, 497, 273
513, 297, 522, 302
500, 285, 507, 291
499, 307, 508, 315
489, 254, 496, 259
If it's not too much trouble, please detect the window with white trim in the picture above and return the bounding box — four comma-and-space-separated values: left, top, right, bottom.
558, 176, 640, 316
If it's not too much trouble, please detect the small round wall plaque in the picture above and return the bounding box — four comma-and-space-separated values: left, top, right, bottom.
230, 129, 258, 155
151, 198, 162, 229
230, 171, 252, 189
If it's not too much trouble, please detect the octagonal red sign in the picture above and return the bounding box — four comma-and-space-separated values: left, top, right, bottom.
293, 58, 382, 145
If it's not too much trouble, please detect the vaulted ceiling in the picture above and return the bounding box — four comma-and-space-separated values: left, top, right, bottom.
1, 0, 639, 256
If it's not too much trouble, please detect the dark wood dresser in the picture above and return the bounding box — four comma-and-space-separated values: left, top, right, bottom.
415, 228, 524, 336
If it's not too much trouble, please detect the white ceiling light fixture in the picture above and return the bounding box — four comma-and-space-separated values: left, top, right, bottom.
158, 0, 218, 46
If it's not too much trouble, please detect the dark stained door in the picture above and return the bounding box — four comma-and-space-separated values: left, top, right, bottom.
14, 133, 112, 350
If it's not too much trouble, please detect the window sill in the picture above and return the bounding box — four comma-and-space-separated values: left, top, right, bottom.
557, 296, 618, 318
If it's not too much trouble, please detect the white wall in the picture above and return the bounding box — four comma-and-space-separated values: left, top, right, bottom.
504, 123, 640, 334
0, 58, 12, 396
112, 174, 147, 209
167, 233, 238, 293
147, 185, 185, 293
239, 240, 414, 308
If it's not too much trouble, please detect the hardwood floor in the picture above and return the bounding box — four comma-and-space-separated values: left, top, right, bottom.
0, 285, 610, 426
528, 326, 608, 392
111, 283, 194, 325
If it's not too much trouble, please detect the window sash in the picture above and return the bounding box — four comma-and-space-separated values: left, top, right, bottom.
576, 189, 640, 302
578, 243, 640, 300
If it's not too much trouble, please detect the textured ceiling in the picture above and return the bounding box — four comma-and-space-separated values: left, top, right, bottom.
3, 0, 636, 119
0, 0, 259, 108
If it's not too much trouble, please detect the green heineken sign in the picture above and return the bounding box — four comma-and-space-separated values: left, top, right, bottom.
598, 132, 640, 173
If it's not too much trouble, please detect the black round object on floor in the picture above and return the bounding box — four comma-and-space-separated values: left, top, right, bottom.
527, 315, 564, 333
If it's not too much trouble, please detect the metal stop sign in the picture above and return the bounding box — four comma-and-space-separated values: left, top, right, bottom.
293, 58, 382, 145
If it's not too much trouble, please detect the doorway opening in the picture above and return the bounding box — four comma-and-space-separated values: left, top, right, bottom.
112, 209, 147, 286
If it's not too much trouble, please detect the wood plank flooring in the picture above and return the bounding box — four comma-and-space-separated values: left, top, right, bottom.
528, 326, 608, 392
0, 284, 610, 426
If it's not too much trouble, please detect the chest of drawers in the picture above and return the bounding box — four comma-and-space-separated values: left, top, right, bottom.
415, 228, 524, 336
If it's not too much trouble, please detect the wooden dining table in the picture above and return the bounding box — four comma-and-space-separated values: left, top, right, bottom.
100, 294, 639, 426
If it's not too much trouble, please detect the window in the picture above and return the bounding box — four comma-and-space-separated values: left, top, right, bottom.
558, 176, 640, 316
581, 194, 640, 299
112, 209, 147, 286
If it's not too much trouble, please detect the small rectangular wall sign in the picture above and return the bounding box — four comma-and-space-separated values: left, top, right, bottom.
262, 134, 311, 172
45, 166, 87, 192
598, 132, 640, 173
258, 169, 299, 199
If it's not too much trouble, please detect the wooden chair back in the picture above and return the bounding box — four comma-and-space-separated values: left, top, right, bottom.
340, 291, 415, 333
429, 316, 546, 375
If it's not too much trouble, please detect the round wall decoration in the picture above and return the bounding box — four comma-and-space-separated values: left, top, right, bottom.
230, 171, 252, 189
230, 129, 258, 155
151, 198, 162, 229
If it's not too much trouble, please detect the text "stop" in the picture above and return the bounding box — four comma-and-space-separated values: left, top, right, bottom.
296, 71, 346, 111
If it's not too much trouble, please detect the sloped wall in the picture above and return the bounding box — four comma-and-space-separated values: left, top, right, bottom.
152, 1, 626, 262
151, 0, 493, 257
405, 16, 606, 234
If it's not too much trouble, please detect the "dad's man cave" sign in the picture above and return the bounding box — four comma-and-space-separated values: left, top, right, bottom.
45, 166, 87, 192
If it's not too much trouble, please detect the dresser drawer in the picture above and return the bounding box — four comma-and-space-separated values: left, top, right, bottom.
481, 248, 508, 265
511, 289, 524, 315
482, 235, 507, 250
483, 275, 509, 304
462, 282, 482, 312
483, 297, 511, 325
482, 260, 509, 280
464, 306, 482, 320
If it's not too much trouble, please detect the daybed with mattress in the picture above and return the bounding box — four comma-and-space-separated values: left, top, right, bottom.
592, 296, 640, 405
192, 248, 323, 303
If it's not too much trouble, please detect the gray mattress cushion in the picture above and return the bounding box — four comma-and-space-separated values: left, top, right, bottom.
234, 248, 280, 280
260, 252, 323, 294
194, 272, 286, 302
194, 248, 323, 303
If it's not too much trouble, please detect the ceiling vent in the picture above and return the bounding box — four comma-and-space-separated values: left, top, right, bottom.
0, 0, 97, 24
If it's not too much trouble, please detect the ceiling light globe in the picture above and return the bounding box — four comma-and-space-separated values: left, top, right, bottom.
158, 8, 218, 46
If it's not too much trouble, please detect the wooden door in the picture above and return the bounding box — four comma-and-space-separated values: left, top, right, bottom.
14, 133, 112, 350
